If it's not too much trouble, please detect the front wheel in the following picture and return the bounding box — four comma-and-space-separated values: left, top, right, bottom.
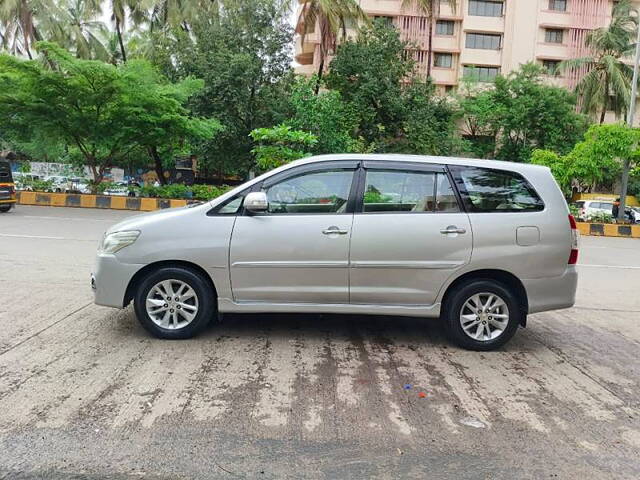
133, 267, 215, 339
443, 279, 522, 351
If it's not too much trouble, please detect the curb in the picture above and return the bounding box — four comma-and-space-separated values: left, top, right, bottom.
17, 191, 191, 211
576, 222, 640, 238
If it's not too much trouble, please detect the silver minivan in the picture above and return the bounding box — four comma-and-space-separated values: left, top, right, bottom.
93, 155, 578, 350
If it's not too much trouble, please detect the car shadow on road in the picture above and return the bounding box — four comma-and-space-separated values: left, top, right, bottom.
114, 305, 545, 353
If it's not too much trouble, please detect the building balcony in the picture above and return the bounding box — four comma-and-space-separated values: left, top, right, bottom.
460, 48, 502, 67
462, 14, 505, 34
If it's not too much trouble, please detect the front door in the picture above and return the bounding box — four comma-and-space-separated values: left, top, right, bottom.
230, 164, 357, 304
349, 163, 472, 306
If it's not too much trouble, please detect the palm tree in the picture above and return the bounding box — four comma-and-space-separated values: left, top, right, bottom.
402, 0, 456, 79
559, 0, 638, 123
49, 0, 110, 61
0, 0, 54, 58
109, 0, 149, 63
296, 0, 369, 94
150, 0, 219, 32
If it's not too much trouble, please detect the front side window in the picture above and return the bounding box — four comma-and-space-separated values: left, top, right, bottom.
452, 167, 544, 212
436, 20, 455, 35
466, 32, 502, 50
263, 169, 354, 214
549, 0, 567, 12
434, 52, 453, 68
469, 0, 504, 17
545, 28, 564, 43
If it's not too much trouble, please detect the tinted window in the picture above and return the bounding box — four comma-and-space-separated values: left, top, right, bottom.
218, 195, 244, 214
363, 170, 436, 213
263, 169, 353, 214
545, 29, 564, 43
599, 202, 613, 211
549, 0, 567, 11
452, 167, 544, 212
436, 20, 454, 35
469, 0, 504, 17
466, 33, 501, 50
463, 65, 500, 82
434, 53, 453, 68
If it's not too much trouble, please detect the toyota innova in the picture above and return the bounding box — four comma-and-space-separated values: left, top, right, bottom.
92, 155, 578, 350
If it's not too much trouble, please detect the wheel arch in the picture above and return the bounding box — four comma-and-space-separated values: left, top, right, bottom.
440, 269, 529, 326
124, 260, 218, 307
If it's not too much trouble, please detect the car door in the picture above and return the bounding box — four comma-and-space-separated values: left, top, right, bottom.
229, 161, 358, 304
349, 161, 472, 306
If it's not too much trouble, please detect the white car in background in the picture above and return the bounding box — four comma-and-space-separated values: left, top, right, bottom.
45, 175, 69, 192
572, 200, 614, 221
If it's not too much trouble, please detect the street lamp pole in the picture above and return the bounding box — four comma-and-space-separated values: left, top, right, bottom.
620, 21, 640, 220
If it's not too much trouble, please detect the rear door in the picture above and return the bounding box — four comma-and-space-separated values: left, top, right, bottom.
349, 161, 472, 306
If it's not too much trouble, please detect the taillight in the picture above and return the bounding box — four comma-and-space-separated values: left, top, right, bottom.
568, 214, 579, 264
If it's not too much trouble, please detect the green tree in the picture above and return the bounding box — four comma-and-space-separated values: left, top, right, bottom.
250, 124, 317, 171
559, 0, 638, 123
109, 0, 150, 62
325, 22, 461, 154
49, 0, 110, 61
402, 0, 456, 79
460, 64, 588, 162
156, 0, 294, 179
0, 42, 220, 190
532, 124, 638, 195
287, 76, 362, 154
295, 0, 368, 93
0, 0, 54, 58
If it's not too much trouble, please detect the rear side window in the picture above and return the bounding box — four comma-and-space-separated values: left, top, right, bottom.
451, 166, 544, 212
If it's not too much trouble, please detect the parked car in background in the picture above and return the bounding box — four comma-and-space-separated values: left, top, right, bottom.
103, 182, 139, 197
93, 154, 578, 351
66, 178, 91, 194
629, 206, 640, 224
572, 200, 614, 221
13, 173, 42, 191
45, 176, 69, 192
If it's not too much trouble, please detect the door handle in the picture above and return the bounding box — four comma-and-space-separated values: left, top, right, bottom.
440, 225, 466, 235
323, 226, 349, 235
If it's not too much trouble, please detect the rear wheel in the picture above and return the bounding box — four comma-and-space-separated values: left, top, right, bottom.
133, 267, 215, 339
0, 204, 12, 213
443, 279, 522, 351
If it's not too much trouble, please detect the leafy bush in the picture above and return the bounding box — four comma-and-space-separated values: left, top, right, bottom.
586, 211, 614, 224
134, 183, 233, 200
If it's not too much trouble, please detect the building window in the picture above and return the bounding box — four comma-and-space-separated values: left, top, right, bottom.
434, 53, 453, 68
545, 28, 564, 43
436, 20, 455, 35
548, 0, 567, 12
466, 32, 502, 50
373, 15, 394, 26
469, 0, 504, 17
463, 65, 500, 82
542, 59, 561, 75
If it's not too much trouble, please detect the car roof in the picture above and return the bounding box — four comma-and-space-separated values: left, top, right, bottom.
288, 153, 551, 175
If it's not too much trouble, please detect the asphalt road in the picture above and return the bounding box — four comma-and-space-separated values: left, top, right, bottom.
0, 205, 639, 479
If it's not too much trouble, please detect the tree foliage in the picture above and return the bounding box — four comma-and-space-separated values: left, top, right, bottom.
250, 124, 317, 171
460, 64, 588, 162
0, 42, 219, 189
531, 123, 639, 193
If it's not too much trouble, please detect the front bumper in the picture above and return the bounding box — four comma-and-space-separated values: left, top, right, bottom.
523, 266, 578, 314
92, 253, 144, 308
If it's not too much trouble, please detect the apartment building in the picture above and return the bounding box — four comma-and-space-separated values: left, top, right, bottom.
295, 0, 636, 93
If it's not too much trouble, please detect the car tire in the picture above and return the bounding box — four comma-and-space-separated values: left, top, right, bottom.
442, 279, 522, 351
0, 204, 12, 213
133, 266, 216, 340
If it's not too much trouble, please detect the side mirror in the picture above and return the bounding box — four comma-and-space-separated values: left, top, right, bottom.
244, 191, 269, 213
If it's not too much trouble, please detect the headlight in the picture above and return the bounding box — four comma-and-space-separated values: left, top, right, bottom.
99, 230, 140, 254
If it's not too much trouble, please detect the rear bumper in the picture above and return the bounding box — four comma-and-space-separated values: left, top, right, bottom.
92, 253, 144, 308
523, 266, 578, 314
